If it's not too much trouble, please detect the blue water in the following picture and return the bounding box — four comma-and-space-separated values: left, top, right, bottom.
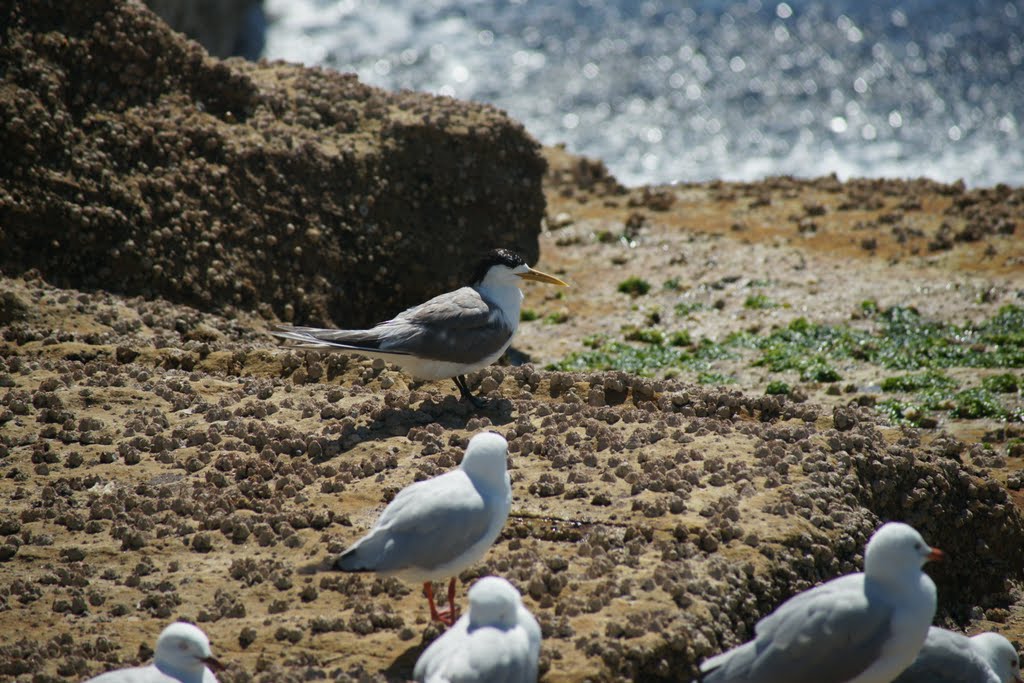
265, 0, 1024, 188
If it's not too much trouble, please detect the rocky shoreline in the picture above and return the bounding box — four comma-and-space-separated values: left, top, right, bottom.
1, 0, 544, 327
1, 270, 1023, 681
3, 1, 1024, 682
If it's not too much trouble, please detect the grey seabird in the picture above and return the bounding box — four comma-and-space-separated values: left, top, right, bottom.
893, 628, 1022, 683
413, 575, 542, 682
271, 248, 567, 406
334, 432, 512, 626
83, 622, 224, 683
697, 522, 942, 683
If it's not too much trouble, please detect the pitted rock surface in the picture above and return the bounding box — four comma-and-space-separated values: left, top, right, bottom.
1, 274, 1022, 682
0, 0, 545, 328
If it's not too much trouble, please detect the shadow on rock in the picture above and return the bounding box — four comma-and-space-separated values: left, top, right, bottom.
383, 642, 430, 682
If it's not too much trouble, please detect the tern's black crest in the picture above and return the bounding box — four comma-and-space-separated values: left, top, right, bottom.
468, 248, 527, 285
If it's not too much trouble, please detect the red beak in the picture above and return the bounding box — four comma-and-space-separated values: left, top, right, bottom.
927, 547, 945, 562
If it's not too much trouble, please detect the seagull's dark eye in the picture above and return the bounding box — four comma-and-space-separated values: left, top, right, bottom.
913, 542, 922, 551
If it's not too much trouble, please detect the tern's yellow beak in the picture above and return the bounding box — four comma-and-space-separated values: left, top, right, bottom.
517, 267, 569, 286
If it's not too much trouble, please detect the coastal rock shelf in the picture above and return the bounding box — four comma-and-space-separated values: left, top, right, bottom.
3, 1, 1024, 681
0, 0, 545, 328
0, 274, 1022, 681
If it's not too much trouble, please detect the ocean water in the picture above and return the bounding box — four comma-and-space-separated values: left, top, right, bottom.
264, 0, 1024, 188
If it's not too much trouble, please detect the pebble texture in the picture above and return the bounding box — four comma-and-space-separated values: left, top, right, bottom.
0, 0, 545, 328
1, 273, 1022, 682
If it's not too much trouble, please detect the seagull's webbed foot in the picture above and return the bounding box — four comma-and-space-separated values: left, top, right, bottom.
433, 605, 458, 627
453, 375, 487, 410
424, 580, 459, 627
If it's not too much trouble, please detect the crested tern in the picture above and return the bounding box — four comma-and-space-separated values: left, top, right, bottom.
331, 431, 512, 626
271, 248, 567, 407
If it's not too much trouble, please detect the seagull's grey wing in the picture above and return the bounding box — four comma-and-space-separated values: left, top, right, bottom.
336, 472, 494, 574
414, 617, 472, 682
893, 628, 998, 683
420, 627, 534, 683
459, 628, 533, 683
701, 577, 891, 683
380, 287, 514, 363
519, 607, 542, 681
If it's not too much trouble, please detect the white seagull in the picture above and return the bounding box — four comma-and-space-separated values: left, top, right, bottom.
271, 248, 568, 407
697, 522, 943, 683
83, 622, 224, 683
893, 628, 1022, 683
331, 431, 512, 626
413, 575, 542, 683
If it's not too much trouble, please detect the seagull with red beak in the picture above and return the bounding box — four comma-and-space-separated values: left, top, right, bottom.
83, 621, 224, 683
330, 431, 512, 627
698, 522, 943, 683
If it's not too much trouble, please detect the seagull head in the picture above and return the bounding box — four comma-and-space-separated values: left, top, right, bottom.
972, 632, 1022, 683
470, 248, 568, 289
467, 575, 522, 630
459, 431, 509, 484
154, 622, 224, 676
863, 522, 943, 581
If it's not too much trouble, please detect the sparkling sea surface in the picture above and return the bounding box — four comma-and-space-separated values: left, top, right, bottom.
264, 0, 1024, 188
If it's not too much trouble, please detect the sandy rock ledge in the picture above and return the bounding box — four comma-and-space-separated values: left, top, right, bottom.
0, 275, 1022, 682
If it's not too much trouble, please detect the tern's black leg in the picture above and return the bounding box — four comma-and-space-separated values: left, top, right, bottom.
453, 375, 487, 409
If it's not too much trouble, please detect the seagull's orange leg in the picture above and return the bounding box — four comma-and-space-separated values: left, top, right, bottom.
434, 577, 459, 626
424, 581, 445, 624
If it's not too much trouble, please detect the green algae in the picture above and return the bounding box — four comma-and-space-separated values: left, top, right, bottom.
668, 330, 692, 347
951, 388, 1008, 419
697, 372, 735, 385
623, 326, 665, 344
743, 294, 778, 310
617, 277, 651, 297
544, 311, 570, 324
674, 301, 709, 316
550, 305, 1024, 421
548, 337, 736, 376
981, 373, 1021, 393
881, 370, 958, 393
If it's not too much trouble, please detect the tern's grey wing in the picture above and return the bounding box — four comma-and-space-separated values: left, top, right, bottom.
270, 325, 400, 353
381, 287, 513, 363
893, 628, 998, 683
701, 577, 891, 683
337, 472, 495, 574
